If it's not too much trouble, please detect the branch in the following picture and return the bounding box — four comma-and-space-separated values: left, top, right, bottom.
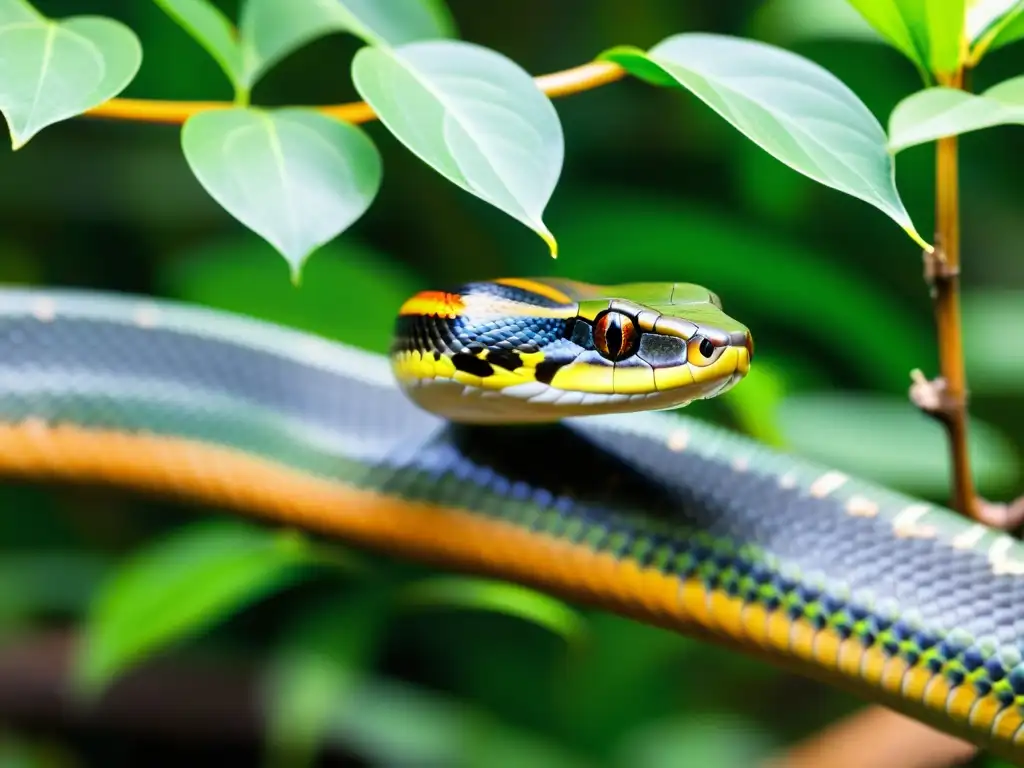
84, 60, 628, 125
763, 706, 976, 768
909, 68, 982, 522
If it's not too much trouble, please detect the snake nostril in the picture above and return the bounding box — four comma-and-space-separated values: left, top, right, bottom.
744, 333, 754, 362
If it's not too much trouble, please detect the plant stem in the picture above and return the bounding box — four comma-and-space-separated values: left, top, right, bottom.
930, 68, 977, 519
84, 60, 627, 125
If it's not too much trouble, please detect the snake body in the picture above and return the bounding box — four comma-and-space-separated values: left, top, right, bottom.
1, 282, 1024, 762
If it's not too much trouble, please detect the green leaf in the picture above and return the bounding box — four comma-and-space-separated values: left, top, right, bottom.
888, 76, 1024, 152
263, 594, 388, 768
153, 0, 244, 94
600, 35, 930, 252
401, 577, 585, 648
181, 107, 382, 280
751, 0, 883, 45
963, 290, 1024, 394
777, 393, 1018, 495
846, 0, 967, 76
845, 0, 929, 72
160, 237, 419, 354
75, 521, 321, 697
351, 40, 563, 256
968, 0, 1024, 55
926, 0, 966, 74
239, 0, 454, 89
0, 1, 142, 149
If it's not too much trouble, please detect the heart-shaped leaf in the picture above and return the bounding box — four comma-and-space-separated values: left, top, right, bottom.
352, 39, 563, 256
154, 0, 244, 93
181, 107, 383, 279
600, 34, 930, 251
889, 75, 1024, 152
240, 0, 454, 89
0, 0, 141, 149
74, 521, 323, 697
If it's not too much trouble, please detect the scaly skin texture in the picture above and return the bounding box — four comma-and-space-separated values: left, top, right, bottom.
1, 286, 1023, 763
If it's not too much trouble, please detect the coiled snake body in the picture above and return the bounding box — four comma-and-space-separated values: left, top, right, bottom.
0, 279, 1022, 762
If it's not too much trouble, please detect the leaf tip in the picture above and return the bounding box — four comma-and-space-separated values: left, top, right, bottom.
538, 227, 558, 258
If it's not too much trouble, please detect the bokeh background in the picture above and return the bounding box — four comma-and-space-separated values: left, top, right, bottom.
1, 0, 1023, 766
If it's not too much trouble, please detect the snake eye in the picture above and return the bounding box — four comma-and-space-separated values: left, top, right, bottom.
593, 310, 639, 362
687, 335, 723, 367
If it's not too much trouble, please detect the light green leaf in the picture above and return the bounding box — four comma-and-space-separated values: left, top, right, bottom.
926, 0, 966, 75
181, 107, 382, 280
888, 76, 1024, 152
75, 521, 320, 697
963, 290, 1024, 394
239, 0, 454, 89
969, 0, 1024, 57
401, 577, 585, 647
777, 393, 1017, 495
0, 2, 142, 149
600, 34, 931, 251
352, 40, 563, 256
846, 0, 967, 76
263, 594, 388, 768
153, 0, 244, 94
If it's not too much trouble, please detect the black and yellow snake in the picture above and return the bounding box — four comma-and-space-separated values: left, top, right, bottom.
0, 278, 1021, 762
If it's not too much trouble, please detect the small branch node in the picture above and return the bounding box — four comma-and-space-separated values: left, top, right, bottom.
909, 370, 962, 420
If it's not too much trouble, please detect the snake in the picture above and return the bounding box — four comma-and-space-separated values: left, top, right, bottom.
1, 277, 1023, 763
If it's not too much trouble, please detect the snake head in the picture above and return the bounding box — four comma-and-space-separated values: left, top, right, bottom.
391, 279, 753, 424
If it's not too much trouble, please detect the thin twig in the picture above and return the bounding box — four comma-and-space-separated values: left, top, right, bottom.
84, 60, 627, 125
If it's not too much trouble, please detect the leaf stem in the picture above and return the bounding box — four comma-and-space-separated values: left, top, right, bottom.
84, 60, 627, 125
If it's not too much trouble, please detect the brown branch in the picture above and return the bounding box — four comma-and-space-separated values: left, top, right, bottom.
763, 706, 976, 768
910, 67, 982, 521
83, 60, 627, 125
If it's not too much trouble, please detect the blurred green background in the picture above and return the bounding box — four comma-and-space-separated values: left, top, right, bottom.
1, 0, 1023, 766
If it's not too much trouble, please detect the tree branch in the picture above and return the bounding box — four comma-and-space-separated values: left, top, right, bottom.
910, 68, 982, 521
83, 60, 627, 125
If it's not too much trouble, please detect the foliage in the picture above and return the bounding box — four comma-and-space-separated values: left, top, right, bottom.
1, 0, 1024, 766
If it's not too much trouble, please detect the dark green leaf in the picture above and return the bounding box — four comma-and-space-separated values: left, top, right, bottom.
153, 0, 244, 93
75, 521, 322, 697
401, 577, 585, 648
